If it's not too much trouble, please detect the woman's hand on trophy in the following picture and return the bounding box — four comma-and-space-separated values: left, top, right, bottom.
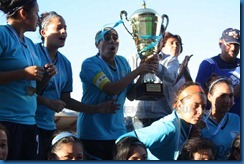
137, 61, 158, 75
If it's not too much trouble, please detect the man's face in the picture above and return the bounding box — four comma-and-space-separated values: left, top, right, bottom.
220, 39, 240, 61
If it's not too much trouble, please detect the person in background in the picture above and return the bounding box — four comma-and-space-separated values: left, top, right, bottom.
0, 124, 8, 160
193, 75, 240, 160
48, 131, 84, 160
78, 26, 157, 160
116, 82, 207, 160
227, 134, 240, 160
113, 136, 147, 160
195, 28, 240, 116
0, 0, 52, 160
124, 32, 183, 131
177, 137, 215, 160
36, 11, 119, 160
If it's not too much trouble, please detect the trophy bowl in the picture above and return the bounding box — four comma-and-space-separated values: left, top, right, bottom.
120, 2, 169, 101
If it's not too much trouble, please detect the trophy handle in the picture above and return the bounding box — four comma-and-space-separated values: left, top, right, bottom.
161, 14, 169, 34
120, 10, 134, 37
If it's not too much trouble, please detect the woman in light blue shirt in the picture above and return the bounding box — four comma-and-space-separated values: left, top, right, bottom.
116, 82, 207, 160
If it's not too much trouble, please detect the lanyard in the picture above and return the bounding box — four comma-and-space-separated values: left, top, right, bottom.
98, 54, 121, 99
5, 24, 35, 86
39, 43, 61, 98
204, 110, 227, 136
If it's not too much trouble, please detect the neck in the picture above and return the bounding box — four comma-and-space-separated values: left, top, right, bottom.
100, 54, 115, 66
220, 53, 235, 63
211, 111, 226, 123
45, 44, 58, 62
8, 20, 25, 41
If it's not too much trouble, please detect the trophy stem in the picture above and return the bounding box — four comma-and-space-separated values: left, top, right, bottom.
143, 73, 156, 83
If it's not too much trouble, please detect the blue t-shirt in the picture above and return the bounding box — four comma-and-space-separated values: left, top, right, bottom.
116, 110, 192, 160
201, 112, 240, 160
35, 43, 73, 130
77, 53, 132, 140
0, 24, 40, 125
195, 55, 240, 116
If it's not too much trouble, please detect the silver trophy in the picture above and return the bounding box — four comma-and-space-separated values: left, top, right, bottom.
120, 2, 169, 100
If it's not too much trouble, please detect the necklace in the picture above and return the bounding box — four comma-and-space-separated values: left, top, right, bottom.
40, 43, 61, 98
6, 24, 36, 96
98, 54, 120, 99
204, 110, 228, 136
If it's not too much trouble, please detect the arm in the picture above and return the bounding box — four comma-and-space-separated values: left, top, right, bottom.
156, 56, 179, 85
36, 63, 57, 94
0, 66, 44, 85
37, 95, 66, 113
61, 92, 119, 114
102, 62, 157, 96
195, 60, 213, 87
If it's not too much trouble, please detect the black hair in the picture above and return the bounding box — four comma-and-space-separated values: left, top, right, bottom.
178, 137, 216, 160
0, 0, 37, 18
38, 11, 64, 41
113, 136, 147, 160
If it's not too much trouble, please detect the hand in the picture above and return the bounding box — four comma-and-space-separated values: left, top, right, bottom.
44, 63, 58, 77
23, 66, 44, 81
136, 61, 158, 76
46, 99, 66, 113
95, 99, 120, 114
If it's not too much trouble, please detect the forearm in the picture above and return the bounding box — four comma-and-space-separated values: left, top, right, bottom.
103, 68, 140, 96
0, 69, 24, 85
61, 96, 97, 114
36, 73, 52, 94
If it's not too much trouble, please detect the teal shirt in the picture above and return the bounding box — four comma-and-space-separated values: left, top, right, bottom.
0, 24, 40, 125
116, 110, 192, 160
77, 54, 132, 140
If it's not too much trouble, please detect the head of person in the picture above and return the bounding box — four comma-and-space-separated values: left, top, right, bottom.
228, 134, 240, 160
0, 0, 39, 32
178, 137, 215, 160
0, 124, 8, 160
206, 74, 234, 114
48, 131, 84, 160
113, 136, 147, 160
219, 28, 240, 61
95, 27, 119, 57
158, 32, 183, 57
173, 82, 206, 125
39, 11, 67, 48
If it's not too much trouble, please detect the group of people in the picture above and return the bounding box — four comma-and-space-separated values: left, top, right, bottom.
0, 0, 240, 161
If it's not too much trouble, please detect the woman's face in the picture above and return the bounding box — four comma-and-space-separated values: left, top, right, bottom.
192, 149, 215, 160
96, 30, 119, 59
208, 82, 234, 114
0, 130, 8, 160
178, 93, 206, 125
42, 16, 67, 49
162, 37, 182, 57
54, 142, 83, 160
128, 145, 147, 160
24, 3, 39, 32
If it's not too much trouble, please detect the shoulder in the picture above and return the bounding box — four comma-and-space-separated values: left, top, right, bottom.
227, 112, 240, 121
116, 55, 129, 63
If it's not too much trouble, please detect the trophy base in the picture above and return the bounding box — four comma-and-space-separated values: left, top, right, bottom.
136, 83, 164, 101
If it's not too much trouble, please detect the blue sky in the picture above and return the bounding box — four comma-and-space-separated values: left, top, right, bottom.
0, 0, 240, 101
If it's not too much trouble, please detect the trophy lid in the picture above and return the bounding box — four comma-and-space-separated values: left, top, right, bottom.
130, 2, 160, 18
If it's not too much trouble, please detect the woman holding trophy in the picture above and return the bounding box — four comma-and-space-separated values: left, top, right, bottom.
78, 26, 158, 160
